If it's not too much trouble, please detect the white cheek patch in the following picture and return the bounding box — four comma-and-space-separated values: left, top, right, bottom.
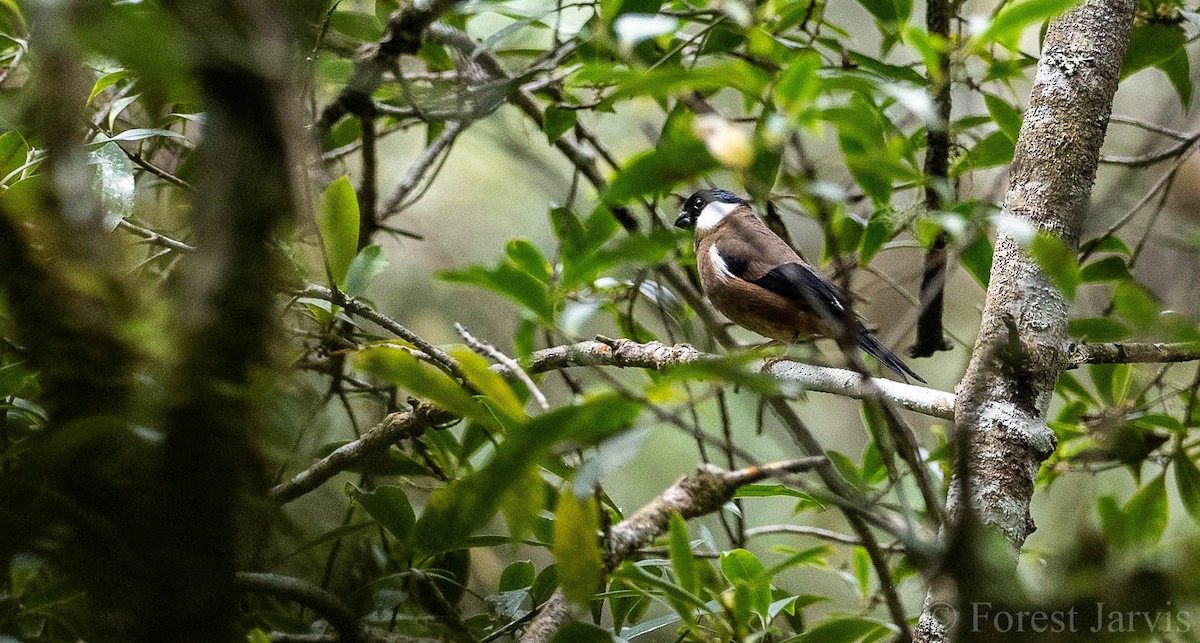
710, 245, 735, 282
695, 201, 738, 232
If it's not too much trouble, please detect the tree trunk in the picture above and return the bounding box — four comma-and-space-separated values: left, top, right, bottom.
914, 1, 1135, 640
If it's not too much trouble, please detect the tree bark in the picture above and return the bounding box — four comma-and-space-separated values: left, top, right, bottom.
913, 1, 1135, 640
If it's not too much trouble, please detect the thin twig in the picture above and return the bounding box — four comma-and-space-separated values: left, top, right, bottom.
298, 285, 464, 381
455, 322, 549, 411
744, 524, 905, 551
115, 219, 196, 252
377, 120, 467, 218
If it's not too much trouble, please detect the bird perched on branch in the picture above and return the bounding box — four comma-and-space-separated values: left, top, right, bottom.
675, 188, 925, 383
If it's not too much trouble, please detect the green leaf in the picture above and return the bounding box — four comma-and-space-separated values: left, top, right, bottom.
343, 245, 389, 298
506, 238, 552, 284
1088, 363, 1131, 405
411, 397, 639, 552
764, 545, 833, 575
960, 234, 994, 288
1079, 235, 1131, 255
1157, 48, 1192, 110
1175, 449, 1200, 526
543, 105, 577, 144
1079, 256, 1132, 283
1113, 283, 1157, 329
794, 616, 894, 642
716, 548, 756, 581
616, 562, 710, 613
357, 347, 489, 424
500, 560, 536, 592
854, 0, 912, 25
976, 0, 1080, 48
1122, 23, 1186, 80
668, 513, 697, 595
88, 142, 134, 231
318, 176, 360, 286
0, 362, 34, 398
604, 136, 718, 204
532, 564, 559, 605
551, 622, 615, 643
775, 51, 822, 114
553, 490, 604, 607
719, 547, 770, 619
375, 0, 400, 24
439, 262, 554, 322
349, 484, 415, 543
853, 546, 871, 597
952, 130, 1015, 175
88, 69, 135, 104
331, 10, 384, 40
450, 348, 526, 424
983, 93, 1023, 142
1068, 317, 1132, 342
0, 130, 28, 179
1029, 232, 1079, 299
1124, 474, 1168, 545
859, 214, 891, 265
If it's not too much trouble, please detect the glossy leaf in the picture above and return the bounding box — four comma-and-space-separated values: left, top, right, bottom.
88, 142, 134, 231
318, 176, 360, 286
976, 0, 1080, 48
343, 245, 389, 298
349, 484, 416, 543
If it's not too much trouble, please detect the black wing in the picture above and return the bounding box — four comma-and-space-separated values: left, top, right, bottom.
751, 263, 926, 383
750, 262, 848, 330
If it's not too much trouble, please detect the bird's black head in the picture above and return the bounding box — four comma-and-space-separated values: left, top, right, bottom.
674, 189, 745, 230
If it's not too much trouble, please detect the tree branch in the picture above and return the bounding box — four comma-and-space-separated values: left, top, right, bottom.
1068, 341, 1200, 366
298, 285, 464, 382
519, 459, 826, 642
914, 0, 1136, 639
270, 336, 955, 504
235, 573, 366, 643
315, 0, 465, 136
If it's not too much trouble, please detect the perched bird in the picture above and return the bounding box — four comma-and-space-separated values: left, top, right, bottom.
674, 188, 925, 383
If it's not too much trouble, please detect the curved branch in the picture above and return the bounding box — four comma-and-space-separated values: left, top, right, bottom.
519, 459, 826, 642
235, 573, 366, 643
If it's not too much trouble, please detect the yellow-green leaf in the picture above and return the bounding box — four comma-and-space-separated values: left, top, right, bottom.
318, 175, 360, 286
450, 348, 526, 424
356, 347, 487, 425
553, 490, 603, 607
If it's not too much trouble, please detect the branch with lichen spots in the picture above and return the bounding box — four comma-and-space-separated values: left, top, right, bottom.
519, 459, 826, 643
272, 336, 956, 503
524, 337, 956, 420
1067, 341, 1200, 367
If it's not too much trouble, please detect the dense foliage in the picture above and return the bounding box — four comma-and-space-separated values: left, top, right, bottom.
1, 0, 1200, 641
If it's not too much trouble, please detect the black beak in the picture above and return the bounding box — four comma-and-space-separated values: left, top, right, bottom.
674, 212, 689, 229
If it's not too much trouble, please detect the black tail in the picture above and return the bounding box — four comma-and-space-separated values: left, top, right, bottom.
856, 328, 926, 384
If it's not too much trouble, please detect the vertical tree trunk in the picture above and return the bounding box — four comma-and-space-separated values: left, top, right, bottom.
914, 1, 1135, 640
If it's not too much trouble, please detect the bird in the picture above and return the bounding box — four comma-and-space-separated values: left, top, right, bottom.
674, 188, 925, 384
